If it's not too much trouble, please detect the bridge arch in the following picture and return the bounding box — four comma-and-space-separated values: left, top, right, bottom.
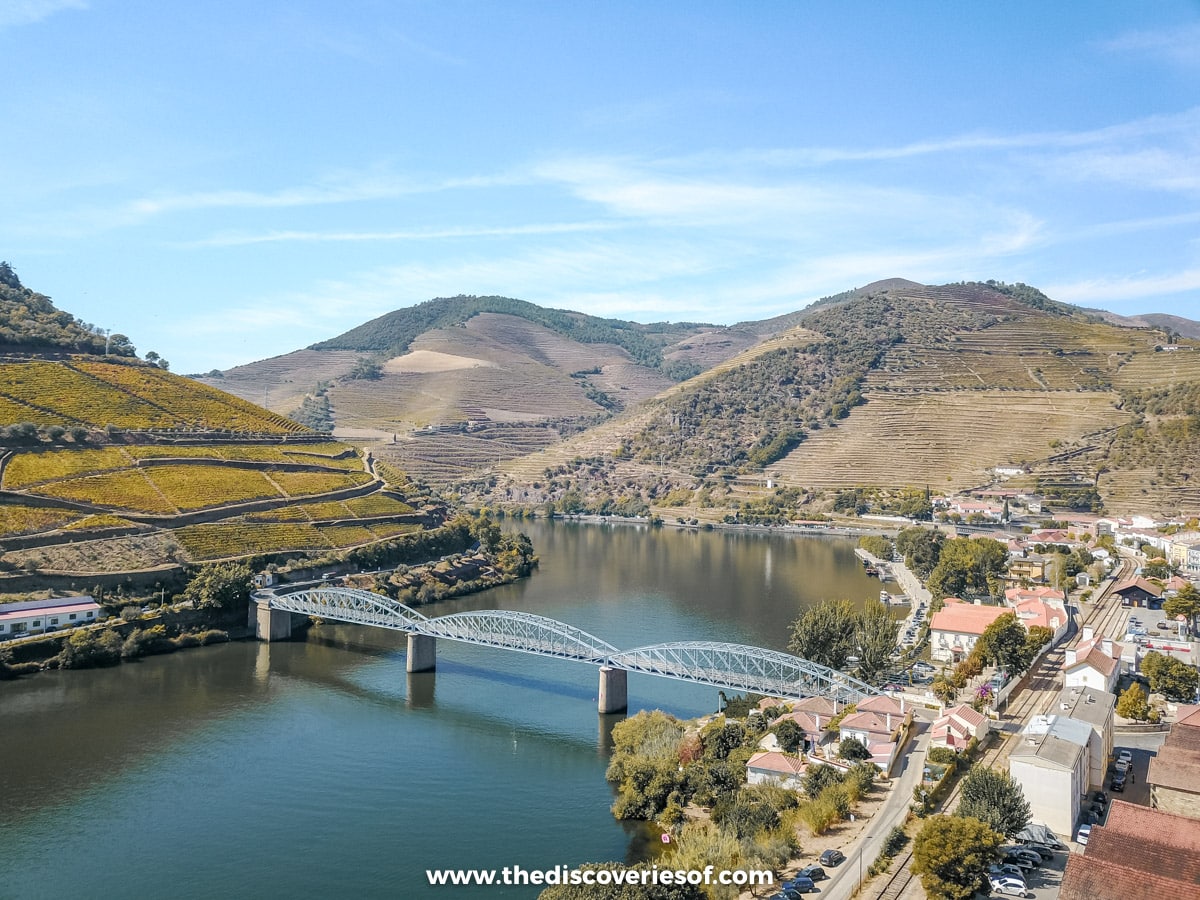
418, 610, 619, 663
261, 587, 428, 631
608, 641, 881, 704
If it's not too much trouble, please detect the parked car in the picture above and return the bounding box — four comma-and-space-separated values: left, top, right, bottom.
781, 875, 815, 894
1002, 849, 1041, 869
990, 874, 1030, 897
798, 865, 826, 881
1111, 772, 1127, 792
1001, 854, 1036, 872
819, 849, 845, 867
1157, 621, 1172, 630
1092, 790, 1109, 806
989, 864, 1027, 880
1013, 843, 1054, 861
1114, 759, 1131, 775
1116, 749, 1133, 766
1076, 824, 1092, 845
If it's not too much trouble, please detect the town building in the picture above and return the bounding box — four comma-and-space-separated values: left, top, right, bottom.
1059, 800, 1200, 900
745, 751, 806, 789
1005, 586, 1069, 644
1147, 706, 1200, 820
930, 703, 989, 751
1113, 577, 1164, 609
0, 595, 105, 639
1005, 553, 1049, 584
1054, 686, 1116, 790
1062, 626, 1124, 693
1008, 725, 1088, 836
928, 598, 1010, 663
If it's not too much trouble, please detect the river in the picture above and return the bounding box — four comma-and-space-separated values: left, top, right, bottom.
0, 521, 888, 899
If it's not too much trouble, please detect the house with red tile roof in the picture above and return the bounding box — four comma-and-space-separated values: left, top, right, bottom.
1005, 586, 1069, 644
1059, 800, 1200, 900
929, 598, 1010, 663
745, 751, 806, 790
1062, 625, 1124, 693
931, 704, 988, 751
769, 710, 829, 753
1147, 706, 1200, 820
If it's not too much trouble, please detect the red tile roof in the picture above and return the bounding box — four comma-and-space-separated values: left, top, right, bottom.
746, 751, 806, 777
929, 599, 1009, 637
838, 711, 895, 737
1060, 800, 1200, 900
1113, 577, 1164, 598
856, 695, 904, 716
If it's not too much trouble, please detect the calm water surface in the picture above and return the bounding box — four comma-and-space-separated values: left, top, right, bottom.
0, 522, 886, 899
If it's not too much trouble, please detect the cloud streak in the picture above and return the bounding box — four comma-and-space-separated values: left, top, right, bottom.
0, 0, 86, 30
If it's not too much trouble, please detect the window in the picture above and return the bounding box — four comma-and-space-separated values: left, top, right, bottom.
32, 620, 41, 627
50, 617, 59, 625
69, 613, 77, 620
0, 623, 6, 631
86, 611, 94, 618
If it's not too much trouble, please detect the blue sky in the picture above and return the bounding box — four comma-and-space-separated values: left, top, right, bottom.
4, 1, 1200, 374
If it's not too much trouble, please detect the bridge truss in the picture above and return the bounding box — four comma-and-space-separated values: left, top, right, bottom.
259, 588, 880, 703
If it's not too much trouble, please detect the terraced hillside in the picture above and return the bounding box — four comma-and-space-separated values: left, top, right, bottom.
201, 301, 759, 442
0, 350, 441, 579
454, 280, 1200, 517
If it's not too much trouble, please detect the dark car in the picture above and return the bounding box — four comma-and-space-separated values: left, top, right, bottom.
819, 849, 846, 867
1158, 621, 1172, 630
782, 876, 816, 894
799, 865, 827, 881
1111, 772, 1127, 792
1093, 790, 1109, 806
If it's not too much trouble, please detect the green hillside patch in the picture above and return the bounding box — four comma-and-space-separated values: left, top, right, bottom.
0, 504, 85, 535
3, 447, 132, 488
174, 522, 333, 560
269, 469, 373, 497
32, 468, 177, 514
145, 465, 282, 511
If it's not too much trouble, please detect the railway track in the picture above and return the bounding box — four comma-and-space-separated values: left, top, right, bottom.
860, 554, 1136, 899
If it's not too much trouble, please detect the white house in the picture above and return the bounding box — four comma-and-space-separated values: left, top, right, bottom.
1056, 686, 1116, 790
0, 595, 105, 639
931, 704, 989, 751
929, 598, 1010, 663
745, 751, 806, 789
1008, 727, 1088, 836
1005, 587, 1069, 645
1062, 626, 1123, 694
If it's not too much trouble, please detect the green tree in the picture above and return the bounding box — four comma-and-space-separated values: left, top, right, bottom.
1164, 583, 1200, 635
838, 736, 872, 762
931, 676, 958, 705
926, 537, 1008, 600
788, 599, 856, 669
804, 762, 844, 799
956, 765, 1031, 838
773, 718, 804, 753
854, 600, 900, 684
975, 612, 1033, 675
179, 561, 254, 610
349, 356, 383, 379
896, 527, 945, 577
1141, 652, 1199, 702
1116, 682, 1150, 721
606, 710, 688, 820
912, 815, 1003, 900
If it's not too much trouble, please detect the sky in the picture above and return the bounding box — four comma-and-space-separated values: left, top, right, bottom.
4, 1, 1200, 374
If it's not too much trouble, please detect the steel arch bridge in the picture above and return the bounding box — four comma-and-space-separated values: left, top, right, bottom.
257, 587, 881, 703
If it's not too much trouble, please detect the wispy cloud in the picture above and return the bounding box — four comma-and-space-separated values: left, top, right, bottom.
0, 0, 86, 29
1046, 268, 1200, 304
186, 221, 623, 248
1100, 23, 1200, 68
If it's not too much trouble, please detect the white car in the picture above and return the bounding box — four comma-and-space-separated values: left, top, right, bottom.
990, 875, 1029, 897
1116, 749, 1133, 766
1076, 824, 1092, 845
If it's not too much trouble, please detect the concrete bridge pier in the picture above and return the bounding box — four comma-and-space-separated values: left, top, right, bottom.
598, 666, 627, 714
407, 633, 436, 673
254, 602, 294, 642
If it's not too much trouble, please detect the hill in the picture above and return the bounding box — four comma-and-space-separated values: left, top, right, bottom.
199, 297, 765, 481
0, 268, 450, 587
205, 279, 1200, 519
462, 281, 1200, 518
